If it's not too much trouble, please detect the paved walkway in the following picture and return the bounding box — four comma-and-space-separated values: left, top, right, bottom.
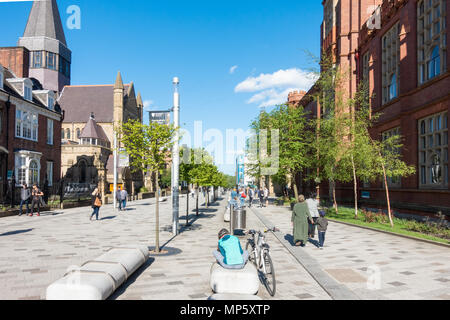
0, 195, 329, 300
253, 204, 450, 300
0, 195, 448, 300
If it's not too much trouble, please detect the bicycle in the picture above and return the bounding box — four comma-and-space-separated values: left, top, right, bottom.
245, 228, 277, 297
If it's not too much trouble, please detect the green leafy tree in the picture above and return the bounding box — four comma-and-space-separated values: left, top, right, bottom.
117, 119, 175, 253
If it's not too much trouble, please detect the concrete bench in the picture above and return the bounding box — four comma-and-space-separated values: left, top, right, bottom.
210, 262, 260, 295
46, 245, 149, 300
208, 293, 262, 300
224, 207, 231, 222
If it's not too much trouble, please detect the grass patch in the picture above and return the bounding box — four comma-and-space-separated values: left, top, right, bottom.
325, 207, 450, 245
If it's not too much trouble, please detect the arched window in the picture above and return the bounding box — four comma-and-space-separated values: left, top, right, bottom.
29, 160, 39, 186
428, 46, 441, 79
61, 129, 65, 139
76, 128, 81, 139
66, 128, 71, 140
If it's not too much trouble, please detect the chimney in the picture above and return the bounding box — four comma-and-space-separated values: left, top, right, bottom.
287, 90, 307, 105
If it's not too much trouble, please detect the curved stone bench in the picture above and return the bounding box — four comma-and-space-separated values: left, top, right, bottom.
46, 245, 149, 300
224, 207, 231, 222
208, 293, 262, 300
210, 262, 259, 295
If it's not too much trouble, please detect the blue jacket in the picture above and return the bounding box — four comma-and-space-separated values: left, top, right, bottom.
218, 235, 244, 265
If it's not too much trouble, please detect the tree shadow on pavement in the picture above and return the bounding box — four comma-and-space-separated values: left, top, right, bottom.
108, 257, 156, 300
0, 229, 33, 237
100, 216, 117, 221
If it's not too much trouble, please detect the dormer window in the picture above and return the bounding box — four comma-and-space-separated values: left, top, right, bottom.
24, 84, 32, 101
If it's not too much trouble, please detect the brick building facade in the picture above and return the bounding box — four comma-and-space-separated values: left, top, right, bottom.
291, 0, 449, 217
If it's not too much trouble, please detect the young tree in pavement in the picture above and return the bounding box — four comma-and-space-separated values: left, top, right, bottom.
117, 119, 175, 253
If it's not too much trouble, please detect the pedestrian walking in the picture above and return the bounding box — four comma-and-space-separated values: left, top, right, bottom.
90, 188, 102, 221
291, 195, 314, 247
306, 193, 320, 238
258, 188, 264, 208
316, 210, 328, 250
248, 188, 254, 208
116, 186, 122, 210
19, 184, 31, 216
29, 185, 44, 217
120, 188, 128, 211
264, 187, 269, 207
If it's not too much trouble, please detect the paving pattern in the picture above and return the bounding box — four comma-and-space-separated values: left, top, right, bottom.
257, 204, 450, 300
0, 194, 448, 300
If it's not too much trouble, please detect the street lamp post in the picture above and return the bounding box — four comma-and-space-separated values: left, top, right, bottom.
172, 77, 180, 235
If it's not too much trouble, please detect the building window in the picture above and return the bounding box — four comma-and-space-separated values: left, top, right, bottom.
419, 111, 448, 188
29, 160, 39, 186
76, 128, 81, 139
382, 127, 402, 188
66, 128, 71, 140
48, 96, 54, 110
61, 129, 65, 139
47, 119, 54, 145
362, 51, 370, 84
0, 67, 3, 90
15, 109, 38, 142
47, 52, 56, 71
59, 57, 70, 78
418, 0, 447, 84
324, 0, 334, 37
382, 23, 400, 104
16, 157, 27, 186
46, 161, 53, 187
24, 85, 32, 101
32, 51, 43, 68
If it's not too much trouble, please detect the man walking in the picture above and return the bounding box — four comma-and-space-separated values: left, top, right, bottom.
29, 184, 44, 217
120, 187, 128, 211
19, 184, 31, 216
264, 186, 269, 207
306, 193, 320, 238
248, 188, 253, 208
116, 186, 122, 211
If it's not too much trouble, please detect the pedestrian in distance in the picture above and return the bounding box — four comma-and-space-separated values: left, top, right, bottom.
264, 187, 269, 207
213, 229, 249, 270
90, 188, 102, 221
316, 210, 328, 249
120, 187, 128, 211
248, 188, 254, 208
29, 184, 44, 217
19, 184, 31, 216
306, 193, 320, 239
258, 188, 264, 208
292, 195, 314, 247
116, 186, 122, 211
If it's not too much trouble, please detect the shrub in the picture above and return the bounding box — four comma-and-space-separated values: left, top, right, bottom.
361, 209, 376, 223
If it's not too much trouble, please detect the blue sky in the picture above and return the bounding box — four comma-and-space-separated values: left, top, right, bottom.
0, 0, 322, 175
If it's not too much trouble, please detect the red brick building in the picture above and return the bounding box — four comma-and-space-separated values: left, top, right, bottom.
293, 0, 449, 217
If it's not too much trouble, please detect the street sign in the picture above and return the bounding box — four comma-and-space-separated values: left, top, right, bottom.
118, 148, 129, 167
149, 112, 171, 125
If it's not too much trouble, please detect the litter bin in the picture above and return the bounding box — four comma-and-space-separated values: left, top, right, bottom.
232, 208, 247, 231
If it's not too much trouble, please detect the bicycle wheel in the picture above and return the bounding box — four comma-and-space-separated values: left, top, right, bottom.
245, 241, 256, 266
262, 251, 276, 297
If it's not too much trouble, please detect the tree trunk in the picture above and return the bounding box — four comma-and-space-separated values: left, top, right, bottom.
332, 181, 338, 215
381, 163, 394, 227
186, 186, 189, 226
155, 171, 160, 253
196, 185, 199, 216
351, 155, 358, 218
291, 171, 299, 200
206, 189, 209, 208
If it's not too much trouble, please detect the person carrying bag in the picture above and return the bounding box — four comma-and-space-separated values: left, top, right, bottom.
90, 188, 102, 221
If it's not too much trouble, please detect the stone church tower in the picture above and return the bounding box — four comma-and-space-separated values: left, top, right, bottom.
18, 0, 71, 93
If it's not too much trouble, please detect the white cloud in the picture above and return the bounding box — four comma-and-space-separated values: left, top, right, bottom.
229, 65, 238, 74
235, 68, 318, 108
143, 100, 154, 109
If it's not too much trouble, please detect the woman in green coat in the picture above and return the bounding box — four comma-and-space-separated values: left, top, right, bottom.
292, 195, 314, 247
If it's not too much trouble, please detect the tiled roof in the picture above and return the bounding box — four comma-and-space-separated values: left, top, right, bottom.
80, 115, 110, 142
59, 84, 129, 123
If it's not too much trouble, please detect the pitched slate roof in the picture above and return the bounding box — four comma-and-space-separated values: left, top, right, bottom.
80, 113, 110, 142
23, 0, 67, 46
59, 84, 129, 123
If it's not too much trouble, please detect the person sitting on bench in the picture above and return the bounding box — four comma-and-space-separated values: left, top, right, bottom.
213, 229, 249, 270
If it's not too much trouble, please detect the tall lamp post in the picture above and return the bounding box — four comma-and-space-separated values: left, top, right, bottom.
172, 77, 180, 235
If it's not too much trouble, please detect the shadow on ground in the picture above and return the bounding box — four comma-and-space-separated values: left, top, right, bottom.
108, 257, 156, 300
0, 229, 33, 237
